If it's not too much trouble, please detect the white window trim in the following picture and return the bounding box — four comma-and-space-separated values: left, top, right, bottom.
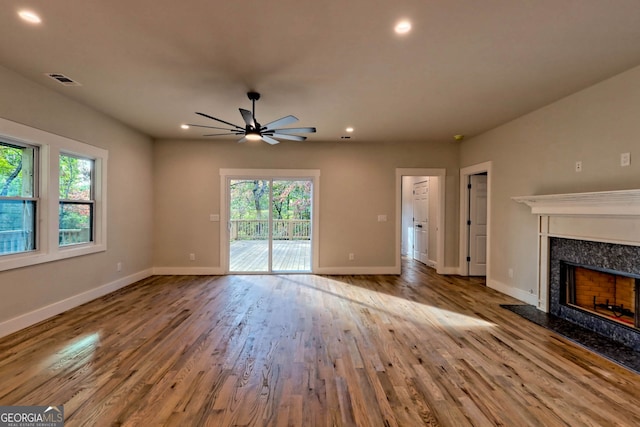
0, 117, 108, 272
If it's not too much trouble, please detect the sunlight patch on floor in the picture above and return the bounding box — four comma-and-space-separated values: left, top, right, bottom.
42, 332, 101, 370
273, 275, 497, 330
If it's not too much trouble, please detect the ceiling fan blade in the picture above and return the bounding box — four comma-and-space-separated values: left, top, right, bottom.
261, 135, 280, 145
196, 112, 244, 130
239, 108, 255, 127
237, 136, 248, 144
187, 123, 238, 131
202, 132, 243, 137
262, 115, 298, 130
270, 127, 316, 134
269, 133, 306, 141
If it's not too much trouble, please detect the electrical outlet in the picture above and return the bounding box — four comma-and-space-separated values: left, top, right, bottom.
189, 253, 196, 261
508, 268, 514, 279
575, 161, 582, 172
116, 262, 122, 272
621, 152, 631, 167
348, 253, 355, 261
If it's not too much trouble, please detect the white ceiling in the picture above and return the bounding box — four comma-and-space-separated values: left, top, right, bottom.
2, 0, 640, 143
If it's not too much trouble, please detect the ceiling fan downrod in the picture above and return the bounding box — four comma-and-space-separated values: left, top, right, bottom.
247, 91, 260, 120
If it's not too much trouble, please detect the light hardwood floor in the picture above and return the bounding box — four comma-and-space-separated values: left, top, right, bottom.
0, 260, 639, 426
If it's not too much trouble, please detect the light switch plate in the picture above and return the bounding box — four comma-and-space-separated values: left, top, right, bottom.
621, 152, 631, 167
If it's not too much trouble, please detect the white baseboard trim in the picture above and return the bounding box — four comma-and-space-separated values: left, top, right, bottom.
487, 278, 538, 305
314, 266, 400, 275
0, 269, 153, 339
153, 267, 225, 275
152, 264, 460, 276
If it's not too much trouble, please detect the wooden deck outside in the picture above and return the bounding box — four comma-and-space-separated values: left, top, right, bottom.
230, 239, 311, 272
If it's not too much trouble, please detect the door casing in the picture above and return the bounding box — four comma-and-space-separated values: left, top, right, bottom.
395, 168, 446, 275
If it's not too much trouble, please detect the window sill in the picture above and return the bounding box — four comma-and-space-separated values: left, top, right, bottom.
0, 243, 106, 272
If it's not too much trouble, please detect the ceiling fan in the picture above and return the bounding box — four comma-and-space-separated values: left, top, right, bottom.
188, 92, 316, 144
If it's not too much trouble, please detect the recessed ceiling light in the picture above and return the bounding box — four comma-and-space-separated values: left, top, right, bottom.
181, 124, 190, 130
346, 127, 354, 133
395, 20, 411, 34
18, 10, 42, 24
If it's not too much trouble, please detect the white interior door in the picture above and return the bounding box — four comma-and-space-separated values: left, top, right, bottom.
468, 174, 487, 276
413, 180, 429, 264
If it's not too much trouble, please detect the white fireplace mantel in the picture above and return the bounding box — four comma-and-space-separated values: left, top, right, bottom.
512, 189, 640, 216
512, 189, 640, 312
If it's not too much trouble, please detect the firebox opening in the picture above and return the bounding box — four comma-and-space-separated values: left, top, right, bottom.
561, 261, 639, 329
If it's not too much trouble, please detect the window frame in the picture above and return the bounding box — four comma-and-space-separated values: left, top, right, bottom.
58, 153, 96, 247
0, 138, 39, 255
0, 117, 108, 272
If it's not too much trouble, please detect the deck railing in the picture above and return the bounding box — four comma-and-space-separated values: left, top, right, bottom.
0, 230, 33, 254
58, 228, 90, 246
230, 219, 310, 241
0, 228, 89, 254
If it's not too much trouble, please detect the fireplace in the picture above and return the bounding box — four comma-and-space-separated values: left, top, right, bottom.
513, 189, 640, 352
549, 238, 640, 351
562, 262, 639, 329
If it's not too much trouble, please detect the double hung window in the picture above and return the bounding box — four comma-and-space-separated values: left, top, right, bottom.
59, 154, 94, 246
0, 140, 38, 255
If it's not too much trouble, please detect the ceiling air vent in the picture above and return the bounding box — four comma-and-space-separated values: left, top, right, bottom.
45, 73, 82, 86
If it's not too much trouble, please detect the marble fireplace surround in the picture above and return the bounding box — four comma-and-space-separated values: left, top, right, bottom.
513, 189, 640, 349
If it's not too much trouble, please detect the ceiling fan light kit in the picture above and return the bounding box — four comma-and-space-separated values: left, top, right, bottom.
188, 92, 316, 145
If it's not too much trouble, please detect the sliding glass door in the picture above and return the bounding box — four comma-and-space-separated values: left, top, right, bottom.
228, 178, 312, 273
271, 180, 312, 271
229, 179, 270, 272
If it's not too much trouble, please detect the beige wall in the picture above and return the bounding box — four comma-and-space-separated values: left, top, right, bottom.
153, 139, 459, 271
0, 66, 154, 325
460, 65, 640, 300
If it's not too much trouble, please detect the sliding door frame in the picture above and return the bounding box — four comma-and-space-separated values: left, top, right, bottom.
220, 168, 320, 274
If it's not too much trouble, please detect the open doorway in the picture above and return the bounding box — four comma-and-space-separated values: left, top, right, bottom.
395, 168, 446, 274
460, 162, 492, 278
401, 176, 438, 268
